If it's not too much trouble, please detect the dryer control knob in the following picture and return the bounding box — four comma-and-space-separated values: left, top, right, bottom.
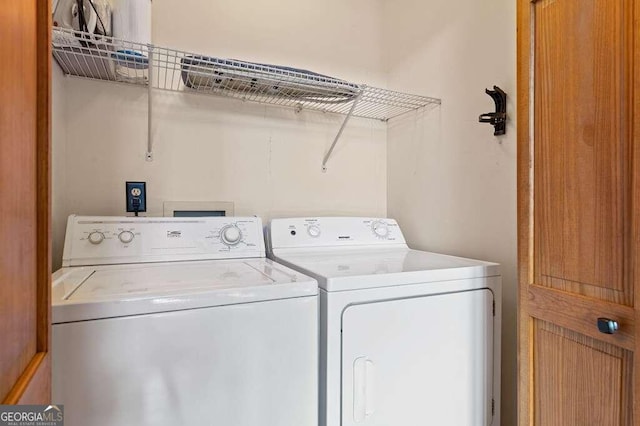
221, 226, 242, 246
372, 221, 389, 238
118, 231, 135, 244
307, 225, 321, 238
88, 231, 105, 245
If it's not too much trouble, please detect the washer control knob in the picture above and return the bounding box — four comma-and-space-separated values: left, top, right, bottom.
88, 231, 105, 245
372, 221, 389, 238
118, 231, 135, 244
221, 225, 242, 246
307, 225, 321, 238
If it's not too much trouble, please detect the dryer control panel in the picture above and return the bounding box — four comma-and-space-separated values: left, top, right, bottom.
268, 217, 408, 250
62, 215, 265, 266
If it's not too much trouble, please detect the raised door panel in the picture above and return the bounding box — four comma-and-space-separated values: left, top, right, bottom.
533, 0, 632, 305
0, 0, 51, 403
534, 320, 632, 425
341, 290, 494, 425
0, 0, 38, 400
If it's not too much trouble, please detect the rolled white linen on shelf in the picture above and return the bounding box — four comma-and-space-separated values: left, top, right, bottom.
112, 0, 151, 50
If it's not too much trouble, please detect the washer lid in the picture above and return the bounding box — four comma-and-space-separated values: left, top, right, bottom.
271, 248, 500, 292
52, 258, 317, 323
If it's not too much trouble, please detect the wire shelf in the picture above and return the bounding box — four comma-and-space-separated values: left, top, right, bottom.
52, 28, 441, 122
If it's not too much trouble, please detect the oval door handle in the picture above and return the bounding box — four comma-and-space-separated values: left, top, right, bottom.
353, 357, 375, 423
597, 318, 619, 335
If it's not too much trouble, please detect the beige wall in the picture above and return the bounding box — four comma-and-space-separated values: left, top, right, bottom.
51, 0, 388, 269
152, 0, 386, 86
383, 0, 517, 423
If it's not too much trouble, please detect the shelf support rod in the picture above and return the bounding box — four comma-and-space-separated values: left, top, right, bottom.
146, 45, 154, 161
321, 92, 363, 172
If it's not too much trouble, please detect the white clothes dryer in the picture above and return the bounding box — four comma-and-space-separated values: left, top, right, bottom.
267, 217, 501, 426
52, 215, 318, 426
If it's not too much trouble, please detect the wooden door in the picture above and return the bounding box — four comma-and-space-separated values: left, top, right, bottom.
0, 0, 52, 404
518, 0, 640, 424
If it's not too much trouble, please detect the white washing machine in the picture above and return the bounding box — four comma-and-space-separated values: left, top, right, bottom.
266, 217, 501, 426
52, 215, 318, 426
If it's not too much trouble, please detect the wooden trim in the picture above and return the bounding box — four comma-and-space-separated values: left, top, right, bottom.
633, 0, 640, 421
527, 286, 635, 351
3, 354, 50, 405
17, 355, 50, 405
516, 0, 532, 424
36, 0, 52, 355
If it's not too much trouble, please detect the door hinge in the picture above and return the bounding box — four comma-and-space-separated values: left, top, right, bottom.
492, 398, 495, 416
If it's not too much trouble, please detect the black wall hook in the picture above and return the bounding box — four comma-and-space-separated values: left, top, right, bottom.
479, 86, 507, 136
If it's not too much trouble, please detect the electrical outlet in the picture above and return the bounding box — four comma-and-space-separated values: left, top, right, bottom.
126, 181, 147, 213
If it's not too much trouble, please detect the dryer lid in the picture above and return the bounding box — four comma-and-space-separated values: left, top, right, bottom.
271, 248, 500, 292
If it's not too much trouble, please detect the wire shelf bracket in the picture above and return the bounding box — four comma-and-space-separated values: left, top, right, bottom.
322, 92, 363, 172
146, 45, 154, 161
51, 28, 442, 166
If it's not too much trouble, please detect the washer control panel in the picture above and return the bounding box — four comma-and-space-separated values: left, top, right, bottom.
62, 215, 265, 266
269, 217, 407, 249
